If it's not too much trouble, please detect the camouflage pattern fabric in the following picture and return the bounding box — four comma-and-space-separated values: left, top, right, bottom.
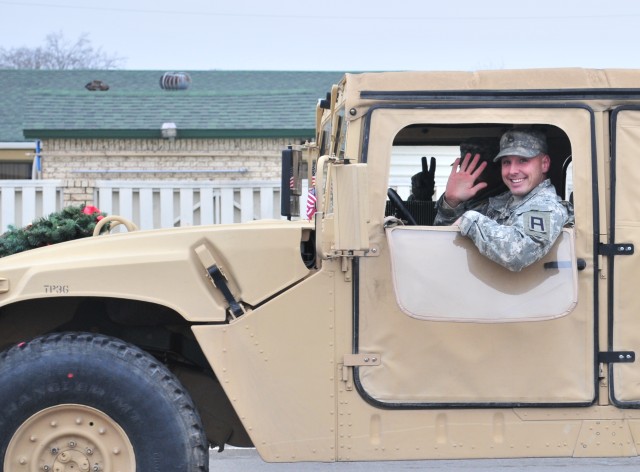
434, 179, 574, 272
493, 129, 548, 161
434, 191, 491, 226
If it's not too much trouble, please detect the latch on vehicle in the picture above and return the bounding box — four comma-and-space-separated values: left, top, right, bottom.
195, 244, 245, 319
340, 353, 381, 391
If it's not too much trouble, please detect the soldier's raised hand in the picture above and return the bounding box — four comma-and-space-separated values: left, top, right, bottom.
443, 153, 488, 208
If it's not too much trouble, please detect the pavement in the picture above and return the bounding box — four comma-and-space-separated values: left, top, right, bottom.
209, 448, 640, 471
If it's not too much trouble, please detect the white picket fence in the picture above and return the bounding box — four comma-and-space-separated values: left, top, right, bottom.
95, 180, 285, 230
0, 180, 63, 232
0, 180, 291, 233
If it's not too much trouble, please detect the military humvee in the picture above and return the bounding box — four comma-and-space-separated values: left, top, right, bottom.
2, 68, 640, 470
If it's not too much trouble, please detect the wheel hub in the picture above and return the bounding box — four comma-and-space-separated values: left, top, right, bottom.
5, 404, 135, 472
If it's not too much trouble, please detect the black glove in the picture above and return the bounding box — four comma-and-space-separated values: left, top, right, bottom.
408, 156, 436, 201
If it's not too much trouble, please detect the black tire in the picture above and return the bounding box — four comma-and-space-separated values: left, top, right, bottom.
0, 332, 209, 471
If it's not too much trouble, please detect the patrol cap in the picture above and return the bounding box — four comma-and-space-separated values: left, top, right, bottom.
493, 129, 548, 162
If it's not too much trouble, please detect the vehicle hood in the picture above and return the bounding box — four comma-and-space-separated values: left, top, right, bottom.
0, 220, 311, 322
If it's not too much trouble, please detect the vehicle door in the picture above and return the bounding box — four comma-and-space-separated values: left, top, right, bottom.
607, 107, 640, 405
355, 105, 597, 407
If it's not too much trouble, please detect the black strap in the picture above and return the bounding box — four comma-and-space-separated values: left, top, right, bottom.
207, 265, 244, 318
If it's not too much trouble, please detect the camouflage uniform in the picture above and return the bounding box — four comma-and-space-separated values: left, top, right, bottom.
435, 179, 574, 272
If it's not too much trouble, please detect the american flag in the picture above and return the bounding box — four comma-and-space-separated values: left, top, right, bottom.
306, 162, 317, 220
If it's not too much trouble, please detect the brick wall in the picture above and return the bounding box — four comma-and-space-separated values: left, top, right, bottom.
40, 137, 304, 205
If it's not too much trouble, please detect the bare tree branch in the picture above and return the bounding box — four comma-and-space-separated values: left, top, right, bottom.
0, 32, 125, 70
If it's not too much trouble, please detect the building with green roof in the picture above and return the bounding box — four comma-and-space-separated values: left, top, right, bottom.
0, 70, 344, 209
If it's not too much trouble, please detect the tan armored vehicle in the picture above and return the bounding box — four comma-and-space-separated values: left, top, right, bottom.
2, 68, 640, 470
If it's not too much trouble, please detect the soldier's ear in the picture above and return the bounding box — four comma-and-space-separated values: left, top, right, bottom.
541, 154, 551, 173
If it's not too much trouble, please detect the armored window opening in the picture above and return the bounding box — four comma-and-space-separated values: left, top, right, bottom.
386, 123, 573, 226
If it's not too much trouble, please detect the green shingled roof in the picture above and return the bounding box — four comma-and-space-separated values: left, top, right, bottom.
0, 70, 345, 141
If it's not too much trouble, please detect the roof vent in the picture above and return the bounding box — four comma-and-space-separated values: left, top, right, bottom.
160, 72, 191, 90
85, 80, 109, 91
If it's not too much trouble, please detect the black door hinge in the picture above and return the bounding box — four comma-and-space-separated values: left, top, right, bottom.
598, 243, 634, 256
598, 351, 635, 363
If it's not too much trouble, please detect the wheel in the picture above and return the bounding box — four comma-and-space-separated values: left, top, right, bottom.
387, 188, 417, 225
0, 332, 209, 471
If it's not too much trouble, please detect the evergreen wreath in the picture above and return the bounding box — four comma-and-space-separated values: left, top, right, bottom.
0, 205, 108, 257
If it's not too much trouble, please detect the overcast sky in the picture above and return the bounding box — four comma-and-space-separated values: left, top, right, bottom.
1, 0, 639, 71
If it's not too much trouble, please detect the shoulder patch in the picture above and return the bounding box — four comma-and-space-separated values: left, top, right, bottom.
523, 211, 551, 238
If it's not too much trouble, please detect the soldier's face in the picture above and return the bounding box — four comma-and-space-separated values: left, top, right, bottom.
500, 154, 550, 197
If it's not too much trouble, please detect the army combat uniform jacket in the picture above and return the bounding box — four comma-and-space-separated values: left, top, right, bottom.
434, 179, 574, 272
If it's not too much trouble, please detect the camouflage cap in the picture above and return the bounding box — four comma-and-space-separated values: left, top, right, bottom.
493, 129, 548, 162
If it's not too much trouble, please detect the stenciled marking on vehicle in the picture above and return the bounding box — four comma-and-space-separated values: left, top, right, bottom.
44, 284, 69, 294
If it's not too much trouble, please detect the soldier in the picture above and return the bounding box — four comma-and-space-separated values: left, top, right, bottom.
434, 128, 574, 272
